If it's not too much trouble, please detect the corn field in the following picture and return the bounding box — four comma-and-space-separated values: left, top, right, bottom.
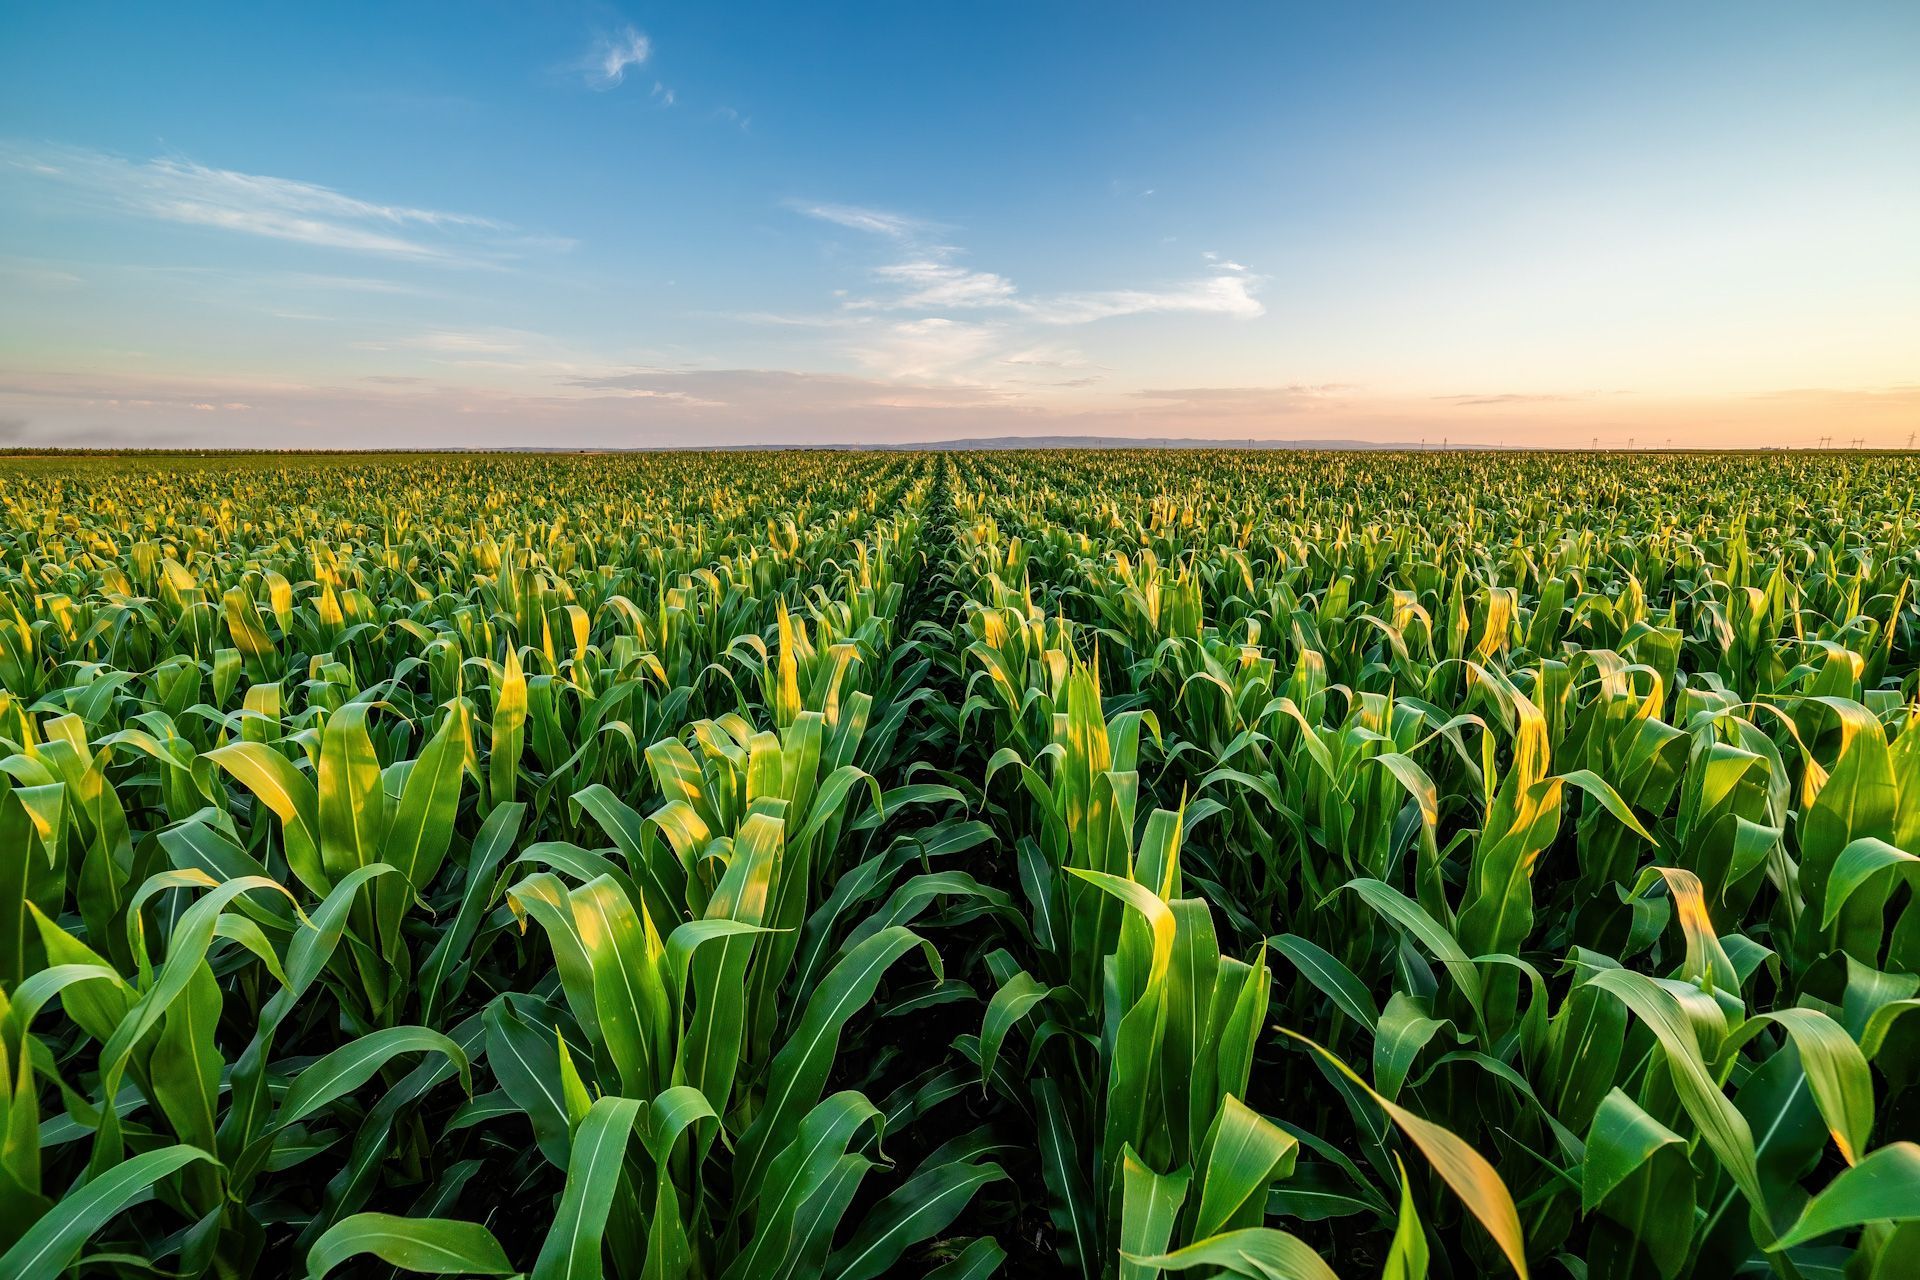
2, 447, 1918, 1280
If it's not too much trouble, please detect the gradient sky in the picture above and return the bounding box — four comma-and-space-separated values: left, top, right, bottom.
2, 2, 1917, 448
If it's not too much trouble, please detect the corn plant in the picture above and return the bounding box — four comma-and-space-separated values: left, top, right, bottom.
2, 446, 1918, 1279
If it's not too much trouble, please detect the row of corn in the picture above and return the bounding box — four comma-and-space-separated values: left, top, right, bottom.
0, 448, 1916, 1278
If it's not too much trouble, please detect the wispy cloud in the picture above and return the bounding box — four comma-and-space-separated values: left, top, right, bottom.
1017, 273, 1264, 324
999, 344, 1097, 370
871, 259, 1019, 309
652, 82, 677, 107
14, 260, 435, 299
271, 272, 428, 295
378, 330, 532, 355
564, 367, 1010, 414
790, 201, 1266, 329
1, 141, 562, 264
580, 26, 651, 89
786, 201, 934, 241
850, 318, 999, 379
775, 200, 1267, 386
858, 260, 1264, 324
0, 257, 84, 290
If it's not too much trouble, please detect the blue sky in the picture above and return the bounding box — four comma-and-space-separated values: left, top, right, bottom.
2, 2, 1916, 447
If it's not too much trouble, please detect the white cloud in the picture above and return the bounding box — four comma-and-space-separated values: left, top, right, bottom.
782, 197, 1265, 386
151, 200, 434, 256
862, 258, 1262, 324
1, 142, 551, 264
1000, 344, 1095, 369
850, 318, 999, 379
1018, 272, 1265, 324
599, 387, 722, 406
402, 331, 529, 354
786, 200, 932, 241
872, 259, 1018, 309
582, 26, 650, 89
787, 197, 1264, 329
652, 81, 677, 107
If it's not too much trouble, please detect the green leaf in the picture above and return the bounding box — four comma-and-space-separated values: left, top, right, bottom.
1119, 1147, 1189, 1280
377, 702, 469, 952
317, 700, 385, 881
1193, 1095, 1298, 1239
483, 996, 574, 1169
1824, 837, 1920, 930
149, 959, 223, 1153
978, 969, 1051, 1087
1586, 967, 1767, 1229
1771, 1142, 1920, 1249
0, 1145, 219, 1280
1123, 1227, 1341, 1280
678, 806, 783, 1119
1382, 1158, 1429, 1280
718, 1091, 882, 1280
1035, 1076, 1098, 1273
532, 1095, 643, 1280
1742, 1007, 1875, 1166
419, 801, 525, 1020
1582, 1089, 1692, 1280
735, 926, 940, 1202
1268, 933, 1379, 1033
489, 645, 527, 810
1343, 879, 1485, 1030
207, 742, 328, 894
277, 1026, 471, 1129
1285, 1030, 1527, 1279
305, 1213, 514, 1278
1373, 993, 1448, 1102
924, 1237, 1007, 1280
828, 1158, 1008, 1280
